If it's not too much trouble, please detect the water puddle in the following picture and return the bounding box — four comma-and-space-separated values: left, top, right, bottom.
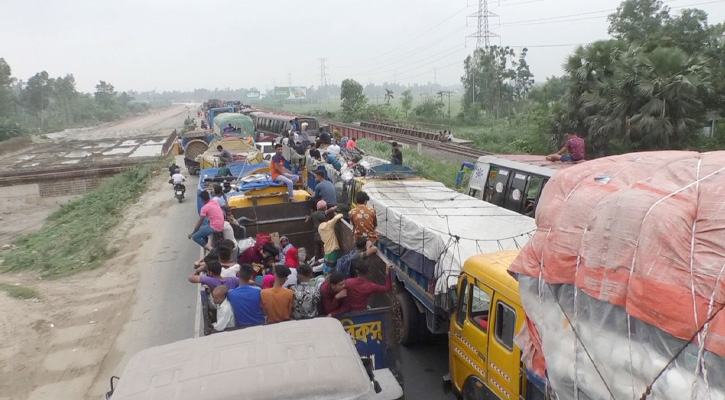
63, 151, 91, 158
61, 160, 81, 165
129, 144, 163, 158
102, 148, 133, 156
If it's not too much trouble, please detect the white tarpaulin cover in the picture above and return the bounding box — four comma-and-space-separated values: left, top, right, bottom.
365, 180, 536, 294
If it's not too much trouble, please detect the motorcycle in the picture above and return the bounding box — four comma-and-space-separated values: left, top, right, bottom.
172, 182, 186, 203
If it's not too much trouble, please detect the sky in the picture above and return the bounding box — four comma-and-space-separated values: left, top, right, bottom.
1, 0, 724, 93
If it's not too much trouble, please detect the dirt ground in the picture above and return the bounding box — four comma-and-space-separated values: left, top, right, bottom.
0, 172, 178, 400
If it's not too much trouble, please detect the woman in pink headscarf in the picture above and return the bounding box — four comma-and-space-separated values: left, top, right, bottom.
285, 247, 300, 268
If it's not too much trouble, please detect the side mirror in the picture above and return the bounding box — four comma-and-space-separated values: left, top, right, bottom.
446, 286, 458, 315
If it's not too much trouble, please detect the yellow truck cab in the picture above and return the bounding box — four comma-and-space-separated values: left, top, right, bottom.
449, 250, 545, 400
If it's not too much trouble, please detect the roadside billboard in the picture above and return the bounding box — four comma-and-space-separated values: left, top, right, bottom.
274, 86, 307, 100
246, 90, 260, 99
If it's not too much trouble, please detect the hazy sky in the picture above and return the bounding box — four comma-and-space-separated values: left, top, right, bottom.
2, 0, 724, 93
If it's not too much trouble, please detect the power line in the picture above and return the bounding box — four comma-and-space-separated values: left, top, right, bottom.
336, 5, 471, 69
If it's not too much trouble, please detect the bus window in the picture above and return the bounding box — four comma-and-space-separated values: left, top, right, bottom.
505, 172, 528, 214
494, 301, 516, 350
525, 176, 544, 217
469, 285, 491, 332
486, 168, 510, 208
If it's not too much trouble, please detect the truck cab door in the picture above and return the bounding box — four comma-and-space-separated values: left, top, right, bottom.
486, 294, 521, 400
449, 278, 493, 395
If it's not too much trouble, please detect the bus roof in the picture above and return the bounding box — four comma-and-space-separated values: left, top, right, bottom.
462, 250, 522, 303
110, 319, 373, 400
477, 155, 580, 176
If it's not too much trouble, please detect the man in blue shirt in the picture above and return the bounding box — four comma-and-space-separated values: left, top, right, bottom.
324, 152, 342, 172
226, 264, 265, 327
313, 170, 336, 207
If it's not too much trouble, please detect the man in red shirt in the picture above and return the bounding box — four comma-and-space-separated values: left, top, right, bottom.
189, 191, 225, 251
547, 132, 586, 163
319, 271, 349, 317
344, 260, 392, 311
270, 143, 299, 200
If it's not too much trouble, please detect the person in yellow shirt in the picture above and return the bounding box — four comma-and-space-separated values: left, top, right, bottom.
318, 212, 344, 274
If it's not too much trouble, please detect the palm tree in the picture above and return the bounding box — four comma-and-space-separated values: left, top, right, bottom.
629, 47, 710, 149
384, 89, 394, 105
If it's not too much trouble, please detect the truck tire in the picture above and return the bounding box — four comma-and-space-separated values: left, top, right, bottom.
397, 291, 420, 346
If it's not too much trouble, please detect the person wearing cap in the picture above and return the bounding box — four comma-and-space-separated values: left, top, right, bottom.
312, 170, 336, 207
306, 200, 338, 260
391, 142, 403, 165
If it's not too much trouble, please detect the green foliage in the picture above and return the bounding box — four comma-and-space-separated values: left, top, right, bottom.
0, 59, 152, 140
3, 163, 158, 278
355, 139, 460, 188
340, 78, 367, 121
400, 90, 413, 117
413, 97, 445, 120
0, 283, 40, 299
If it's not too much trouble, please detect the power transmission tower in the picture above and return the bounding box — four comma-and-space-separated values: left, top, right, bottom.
466, 0, 499, 49
318, 58, 329, 87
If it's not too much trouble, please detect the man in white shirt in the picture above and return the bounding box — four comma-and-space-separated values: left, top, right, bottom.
171, 171, 186, 189
211, 285, 236, 332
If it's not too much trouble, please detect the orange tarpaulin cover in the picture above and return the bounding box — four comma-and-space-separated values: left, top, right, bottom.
510, 151, 725, 357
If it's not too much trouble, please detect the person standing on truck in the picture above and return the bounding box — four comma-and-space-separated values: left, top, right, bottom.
313, 170, 337, 207
391, 142, 403, 165
189, 191, 225, 252
319, 212, 345, 272
320, 271, 349, 317
291, 264, 320, 319
306, 201, 337, 261
211, 285, 236, 332
345, 260, 393, 311
349, 191, 377, 242
270, 143, 299, 201
546, 131, 586, 162
227, 264, 265, 328
261, 265, 294, 323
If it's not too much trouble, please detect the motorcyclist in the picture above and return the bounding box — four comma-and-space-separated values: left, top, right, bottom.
171, 168, 186, 191
168, 163, 180, 177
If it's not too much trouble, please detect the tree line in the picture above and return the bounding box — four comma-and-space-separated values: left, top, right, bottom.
0, 58, 150, 141
460, 0, 725, 156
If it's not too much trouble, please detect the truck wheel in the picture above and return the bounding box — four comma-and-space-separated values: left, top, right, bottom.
397, 291, 420, 346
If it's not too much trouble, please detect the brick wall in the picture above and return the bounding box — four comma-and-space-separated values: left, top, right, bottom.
38, 176, 103, 197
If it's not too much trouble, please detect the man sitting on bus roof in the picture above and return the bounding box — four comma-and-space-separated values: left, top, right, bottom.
270, 143, 299, 201
546, 131, 585, 163
226, 264, 265, 328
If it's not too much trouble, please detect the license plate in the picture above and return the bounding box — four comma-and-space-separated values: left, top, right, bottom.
176, 191, 183, 195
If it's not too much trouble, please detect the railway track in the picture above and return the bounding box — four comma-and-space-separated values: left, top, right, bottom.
327, 121, 491, 160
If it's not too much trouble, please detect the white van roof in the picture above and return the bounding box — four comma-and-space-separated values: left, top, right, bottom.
111, 319, 374, 400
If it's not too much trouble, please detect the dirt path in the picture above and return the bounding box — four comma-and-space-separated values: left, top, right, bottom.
0, 170, 186, 400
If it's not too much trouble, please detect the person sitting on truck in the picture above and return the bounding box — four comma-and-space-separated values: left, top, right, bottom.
216, 145, 233, 165
227, 264, 265, 328
349, 191, 378, 243
313, 170, 337, 206
345, 260, 393, 311
270, 143, 300, 201
546, 131, 586, 162
320, 271, 349, 317
215, 165, 232, 177
391, 142, 403, 165
318, 128, 332, 145
324, 151, 342, 172
336, 237, 378, 278
189, 191, 225, 252
291, 263, 320, 320
261, 265, 294, 324
284, 246, 300, 268
217, 245, 241, 279
278, 236, 294, 265
319, 211, 345, 272
211, 285, 236, 332
306, 201, 338, 260
187, 260, 239, 292
345, 137, 357, 149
